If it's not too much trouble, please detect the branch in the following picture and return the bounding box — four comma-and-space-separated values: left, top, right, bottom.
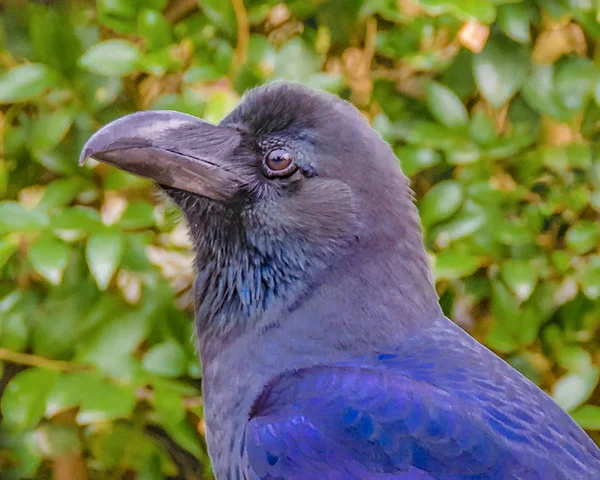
136, 386, 203, 409
0, 349, 203, 408
231, 0, 249, 75
364, 17, 377, 71
164, 0, 199, 24
0, 348, 91, 372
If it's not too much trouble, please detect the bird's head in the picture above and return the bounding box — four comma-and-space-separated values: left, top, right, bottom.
80, 82, 436, 337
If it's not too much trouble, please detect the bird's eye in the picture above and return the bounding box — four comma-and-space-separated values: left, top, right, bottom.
264, 148, 296, 177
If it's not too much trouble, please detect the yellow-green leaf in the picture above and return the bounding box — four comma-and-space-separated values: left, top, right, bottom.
1, 368, 58, 431
86, 228, 124, 290
419, 181, 464, 227
474, 33, 529, 107
0, 64, 59, 104
79, 40, 142, 77
28, 233, 69, 285
426, 81, 469, 128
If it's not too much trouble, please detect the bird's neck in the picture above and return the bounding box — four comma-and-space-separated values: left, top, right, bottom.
193, 217, 441, 356
192, 223, 333, 339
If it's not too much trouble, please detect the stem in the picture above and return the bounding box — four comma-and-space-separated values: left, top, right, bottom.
231, 0, 249, 75
364, 17, 377, 70
0, 349, 203, 408
136, 386, 203, 409
164, 0, 199, 24
0, 348, 90, 372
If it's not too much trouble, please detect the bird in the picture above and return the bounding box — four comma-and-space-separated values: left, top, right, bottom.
80, 82, 600, 480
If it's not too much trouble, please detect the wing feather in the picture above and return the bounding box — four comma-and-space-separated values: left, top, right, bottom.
244, 324, 600, 479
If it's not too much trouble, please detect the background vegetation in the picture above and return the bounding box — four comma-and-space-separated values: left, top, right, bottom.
0, 0, 599, 478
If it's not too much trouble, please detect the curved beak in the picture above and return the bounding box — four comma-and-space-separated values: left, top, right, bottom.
79, 110, 245, 201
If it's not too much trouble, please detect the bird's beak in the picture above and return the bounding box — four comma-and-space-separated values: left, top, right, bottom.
79, 110, 245, 202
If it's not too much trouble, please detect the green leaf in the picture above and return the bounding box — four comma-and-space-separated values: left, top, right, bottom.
425, 81, 469, 128
501, 259, 538, 301
203, 89, 239, 124
508, 353, 543, 386
160, 417, 203, 458
469, 110, 497, 145
138, 9, 173, 51
419, 181, 464, 227
32, 281, 98, 358
0, 430, 42, 479
402, 121, 463, 149
119, 201, 156, 229
445, 140, 481, 165
496, 2, 532, 44
77, 310, 150, 375
0, 202, 49, 235
1, 368, 58, 431
431, 201, 488, 245
474, 32, 530, 107
103, 167, 153, 191
551, 251, 571, 274
274, 38, 321, 82
34, 423, 81, 458
188, 360, 202, 379
3, 123, 28, 159
557, 346, 593, 372
442, 49, 476, 99
76, 380, 137, 424
35, 177, 83, 212
29, 110, 74, 153
197, 0, 237, 36
397, 146, 441, 176
32, 149, 77, 175
513, 307, 540, 347
0, 290, 38, 352
211, 39, 234, 75
98, 0, 136, 18
554, 57, 596, 114
433, 252, 481, 280
184, 65, 222, 84
77, 74, 124, 112
46, 370, 137, 424
306, 73, 344, 93
138, 454, 166, 480
571, 405, 600, 430
522, 64, 568, 119
565, 221, 600, 254
28, 233, 69, 285
120, 232, 154, 272
372, 114, 394, 143
417, 0, 496, 22
27, 3, 82, 77
579, 264, 600, 300
79, 40, 142, 77
86, 228, 124, 290
88, 423, 166, 471
0, 63, 59, 103
152, 385, 185, 424
0, 234, 20, 269
552, 367, 599, 412
45, 372, 91, 417
486, 280, 522, 353
143, 340, 188, 378
52, 206, 103, 232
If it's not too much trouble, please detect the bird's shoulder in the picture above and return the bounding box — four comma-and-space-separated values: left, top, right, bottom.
243, 318, 600, 479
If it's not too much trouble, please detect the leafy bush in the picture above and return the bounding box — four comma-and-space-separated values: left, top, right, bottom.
0, 0, 599, 478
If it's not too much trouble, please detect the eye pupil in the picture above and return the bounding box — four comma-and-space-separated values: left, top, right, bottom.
265, 148, 294, 173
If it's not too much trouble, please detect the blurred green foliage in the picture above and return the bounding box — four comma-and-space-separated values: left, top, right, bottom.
0, 0, 599, 478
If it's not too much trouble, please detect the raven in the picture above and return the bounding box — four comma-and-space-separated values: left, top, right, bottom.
80, 82, 600, 479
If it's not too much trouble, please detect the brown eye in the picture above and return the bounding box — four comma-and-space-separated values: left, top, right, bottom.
264, 148, 296, 177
